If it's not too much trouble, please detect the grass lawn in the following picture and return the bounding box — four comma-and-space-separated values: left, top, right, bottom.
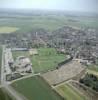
31, 48, 66, 73
55, 83, 87, 100
11, 76, 63, 100
0, 26, 19, 33
12, 51, 29, 60
12, 48, 66, 73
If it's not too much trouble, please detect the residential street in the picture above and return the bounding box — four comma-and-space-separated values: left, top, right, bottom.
1, 45, 26, 100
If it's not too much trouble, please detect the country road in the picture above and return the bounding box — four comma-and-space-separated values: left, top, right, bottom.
0, 45, 26, 100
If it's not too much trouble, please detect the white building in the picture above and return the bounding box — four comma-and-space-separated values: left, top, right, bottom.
14, 56, 33, 75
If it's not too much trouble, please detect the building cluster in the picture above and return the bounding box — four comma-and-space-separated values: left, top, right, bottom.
5, 48, 33, 81
14, 56, 33, 75
1, 25, 98, 67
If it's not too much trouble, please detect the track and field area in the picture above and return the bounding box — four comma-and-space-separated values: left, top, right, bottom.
12, 48, 66, 73
0, 26, 19, 33
11, 76, 63, 100
55, 83, 87, 100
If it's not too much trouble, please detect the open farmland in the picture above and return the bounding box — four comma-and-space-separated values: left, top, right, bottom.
42, 60, 85, 85
87, 64, 98, 72
11, 76, 63, 100
55, 83, 87, 100
86, 69, 98, 76
0, 26, 19, 33
12, 48, 66, 73
0, 15, 97, 34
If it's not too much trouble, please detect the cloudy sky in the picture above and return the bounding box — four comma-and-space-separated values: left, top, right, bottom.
0, 0, 97, 13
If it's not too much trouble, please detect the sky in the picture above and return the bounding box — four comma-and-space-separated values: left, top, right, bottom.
0, 0, 97, 13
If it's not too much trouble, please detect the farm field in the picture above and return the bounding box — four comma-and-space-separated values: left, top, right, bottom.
0, 15, 97, 33
11, 76, 63, 100
87, 65, 98, 72
55, 83, 87, 100
12, 48, 66, 73
42, 60, 84, 85
0, 26, 19, 33
86, 69, 98, 76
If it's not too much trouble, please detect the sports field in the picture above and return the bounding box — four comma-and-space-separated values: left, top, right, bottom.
31, 48, 66, 73
0, 26, 19, 33
11, 76, 63, 100
12, 48, 66, 73
55, 83, 87, 100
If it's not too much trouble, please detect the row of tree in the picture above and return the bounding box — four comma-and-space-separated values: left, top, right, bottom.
80, 73, 98, 92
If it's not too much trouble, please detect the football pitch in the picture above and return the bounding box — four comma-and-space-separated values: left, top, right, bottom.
12, 48, 66, 73
11, 76, 63, 100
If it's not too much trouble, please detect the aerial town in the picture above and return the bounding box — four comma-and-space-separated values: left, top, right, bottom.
0, 4, 98, 100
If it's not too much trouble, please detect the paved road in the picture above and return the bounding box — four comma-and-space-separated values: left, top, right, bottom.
1, 46, 26, 100
1, 45, 5, 84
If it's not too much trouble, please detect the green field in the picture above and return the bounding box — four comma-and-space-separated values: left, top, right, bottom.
55, 83, 87, 100
12, 48, 66, 73
87, 64, 98, 72
0, 16, 68, 33
11, 76, 63, 100
86, 69, 98, 76
0, 26, 19, 34
0, 88, 14, 100
0, 15, 97, 33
